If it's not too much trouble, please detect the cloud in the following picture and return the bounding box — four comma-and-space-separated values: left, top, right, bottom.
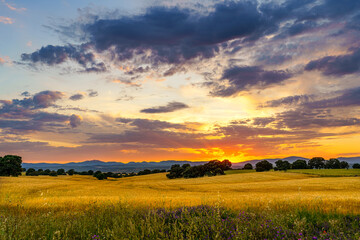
1, 0, 26, 12
305, 48, 360, 76
140, 101, 189, 113
69, 93, 84, 101
264, 87, 360, 109
0, 91, 82, 132
304, 87, 360, 109
275, 109, 360, 129
116, 118, 187, 130
264, 95, 313, 108
69, 114, 82, 128
0, 16, 13, 24
20, 91, 31, 97
87, 89, 98, 97
21, 44, 107, 73
209, 66, 293, 97
20, 0, 312, 73
32, 91, 64, 108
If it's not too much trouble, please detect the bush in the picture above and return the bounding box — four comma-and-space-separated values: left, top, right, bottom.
243, 163, 253, 170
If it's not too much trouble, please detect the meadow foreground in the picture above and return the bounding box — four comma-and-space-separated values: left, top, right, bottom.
1, 170, 360, 239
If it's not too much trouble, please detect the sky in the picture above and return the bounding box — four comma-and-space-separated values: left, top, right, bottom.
1, 0, 360, 163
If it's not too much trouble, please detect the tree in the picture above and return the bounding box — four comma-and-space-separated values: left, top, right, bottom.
308, 157, 325, 169
291, 159, 308, 169
255, 160, 273, 172
243, 163, 253, 170
57, 169, 66, 175
43, 169, 51, 175
340, 161, 349, 169
275, 160, 291, 171
95, 173, 107, 180
67, 169, 75, 175
49, 171, 58, 176
221, 159, 232, 170
325, 158, 341, 169
26, 168, 37, 176
0, 155, 22, 176
93, 171, 102, 178
353, 163, 360, 169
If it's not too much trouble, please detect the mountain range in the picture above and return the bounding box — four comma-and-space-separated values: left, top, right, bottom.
22, 156, 360, 173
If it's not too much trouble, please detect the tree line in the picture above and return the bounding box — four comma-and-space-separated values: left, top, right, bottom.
248, 157, 354, 172
166, 160, 232, 179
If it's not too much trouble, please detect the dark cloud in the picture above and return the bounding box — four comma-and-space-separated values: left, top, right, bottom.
0, 91, 63, 115
275, 109, 360, 129
264, 87, 360, 109
69, 114, 82, 128
20, 91, 31, 97
264, 95, 313, 107
140, 101, 189, 113
116, 118, 187, 130
304, 87, 360, 108
87, 89, 98, 97
209, 66, 292, 97
305, 48, 360, 76
0, 91, 82, 132
69, 93, 84, 101
83, 2, 272, 65
21, 1, 314, 73
21, 44, 106, 73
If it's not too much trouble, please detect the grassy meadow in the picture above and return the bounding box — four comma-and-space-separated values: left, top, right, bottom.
1, 170, 360, 239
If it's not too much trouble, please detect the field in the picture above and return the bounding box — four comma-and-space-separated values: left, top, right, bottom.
1, 170, 360, 239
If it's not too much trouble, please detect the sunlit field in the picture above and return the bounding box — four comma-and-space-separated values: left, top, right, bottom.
2, 170, 360, 213
1, 170, 360, 239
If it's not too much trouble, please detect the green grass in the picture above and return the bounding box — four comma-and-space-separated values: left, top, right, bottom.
224, 169, 256, 175
1, 204, 360, 240
287, 169, 360, 177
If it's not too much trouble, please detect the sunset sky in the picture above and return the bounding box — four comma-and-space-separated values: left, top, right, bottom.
1, 0, 360, 163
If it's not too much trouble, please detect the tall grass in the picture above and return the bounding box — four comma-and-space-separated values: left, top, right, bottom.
1, 204, 359, 239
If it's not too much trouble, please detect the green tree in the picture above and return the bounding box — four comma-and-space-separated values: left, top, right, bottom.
243, 163, 253, 170
57, 169, 66, 175
291, 159, 308, 169
325, 158, 341, 169
0, 155, 22, 176
255, 160, 273, 172
308, 157, 325, 169
67, 169, 75, 175
96, 173, 107, 180
49, 171, 58, 176
340, 161, 349, 169
352, 163, 360, 169
275, 160, 291, 171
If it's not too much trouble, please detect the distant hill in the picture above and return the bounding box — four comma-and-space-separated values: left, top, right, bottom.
22, 160, 206, 173
22, 156, 360, 172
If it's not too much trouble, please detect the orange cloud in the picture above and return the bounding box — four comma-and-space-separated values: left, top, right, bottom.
0, 16, 13, 24
0, 55, 12, 65
1, 0, 26, 12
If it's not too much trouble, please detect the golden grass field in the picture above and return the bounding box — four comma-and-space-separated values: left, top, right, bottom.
1, 170, 360, 214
